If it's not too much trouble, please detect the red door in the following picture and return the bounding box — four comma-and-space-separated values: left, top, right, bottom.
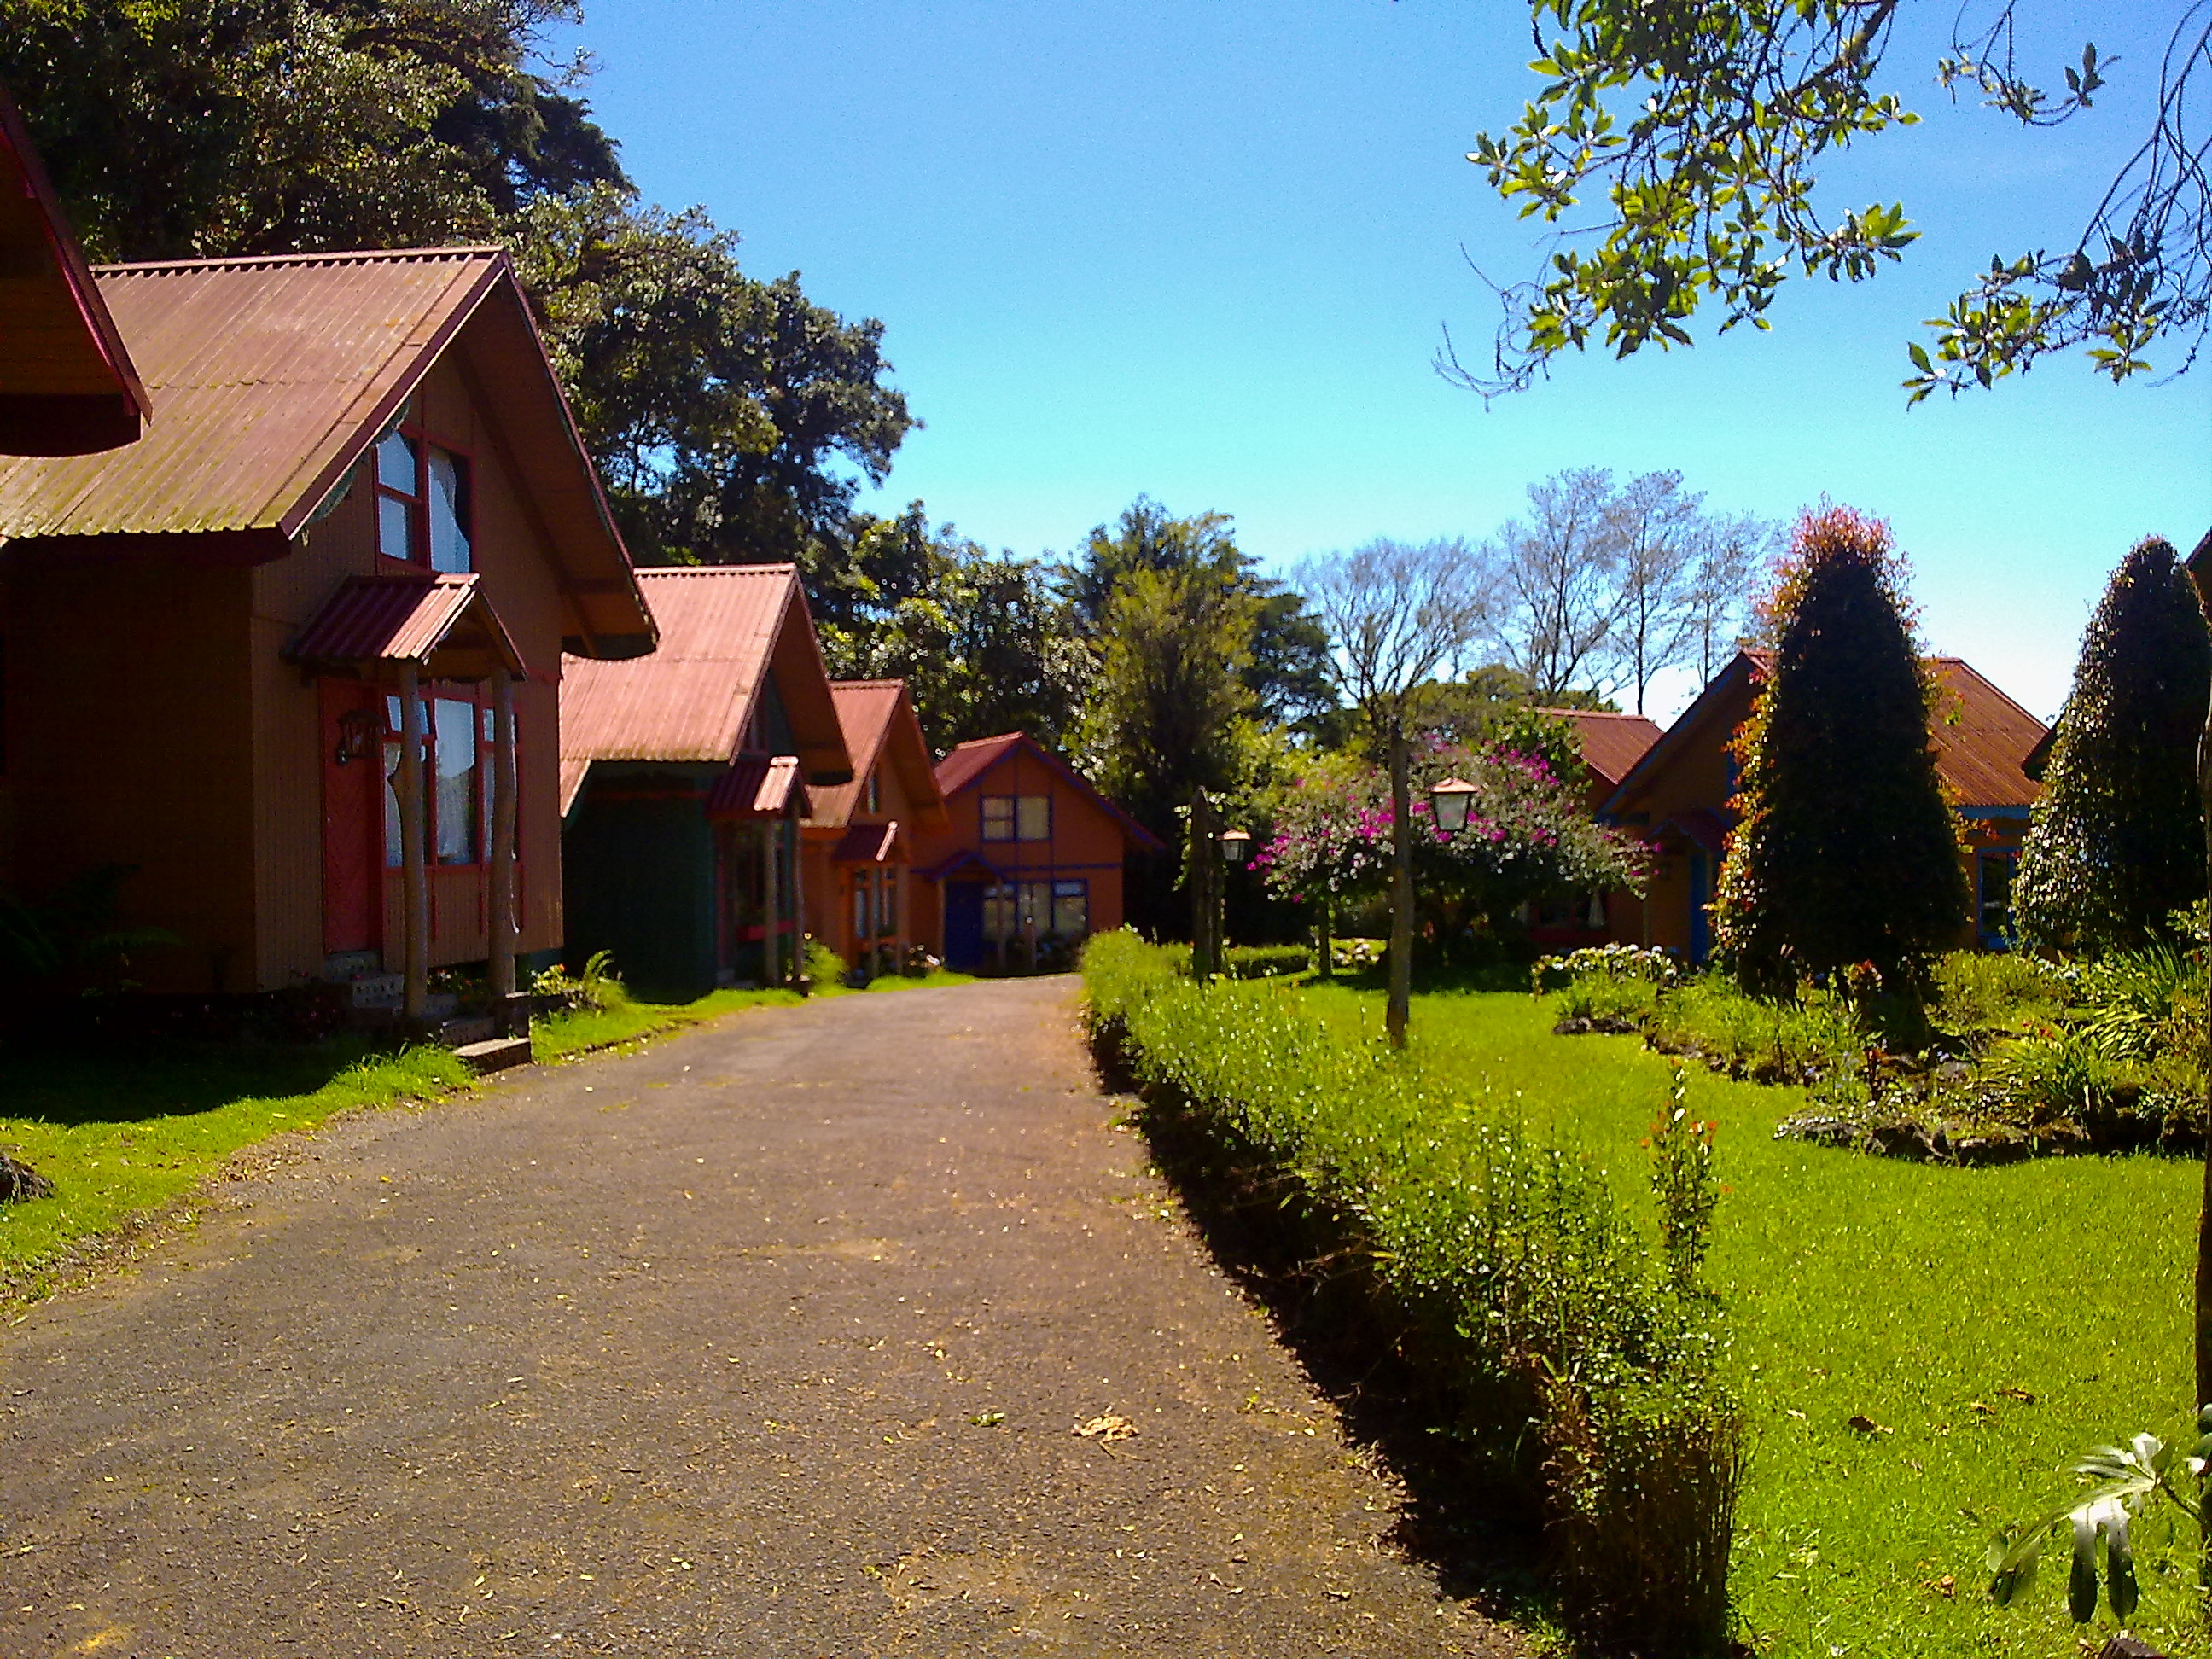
321, 681, 383, 956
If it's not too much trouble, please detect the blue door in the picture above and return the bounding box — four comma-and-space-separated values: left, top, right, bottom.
945, 882, 986, 970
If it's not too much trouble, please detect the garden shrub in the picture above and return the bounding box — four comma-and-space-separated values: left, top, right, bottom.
1221, 944, 1311, 979
1535, 945, 1680, 1030
1930, 950, 2068, 1034
1644, 972, 1863, 1085
1082, 929, 1742, 1655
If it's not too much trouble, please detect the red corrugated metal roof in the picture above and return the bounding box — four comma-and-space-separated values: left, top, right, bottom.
1602, 649, 2046, 817
284, 573, 522, 680
0, 80, 148, 452
932, 731, 1166, 854
808, 679, 944, 828
704, 754, 806, 820
0, 248, 498, 536
1927, 657, 2046, 809
1539, 708, 1664, 789
830, 820, 899, 863
568, 565, 788, 760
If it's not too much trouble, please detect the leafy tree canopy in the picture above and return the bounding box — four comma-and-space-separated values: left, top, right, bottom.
1064, 498, 1337, 736
1454, 3, 2209, 399
2015, 536, 2212, 951
510, 186, 913, 570
1, 0, 624, 260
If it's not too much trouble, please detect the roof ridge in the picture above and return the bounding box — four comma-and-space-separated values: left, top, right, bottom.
831, 678, 905, 690
633, 562, 800, 579
95, 246, 506, 276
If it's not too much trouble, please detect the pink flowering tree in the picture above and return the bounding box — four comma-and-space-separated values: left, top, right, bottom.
1258, 742, 1646, 942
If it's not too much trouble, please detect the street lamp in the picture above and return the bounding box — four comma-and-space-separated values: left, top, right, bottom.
1219, 827, 1252, 867
1428, 776, 1478, 835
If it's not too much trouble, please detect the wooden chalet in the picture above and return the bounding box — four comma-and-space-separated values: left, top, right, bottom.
0, 82, 148, 453
1526, 708, 1662, 946
800, 680, 946, 977
0, 247, 655, 1022
910, 731, 1163, 972
560, 565, 851, 1002
1601, 650, 2047, 959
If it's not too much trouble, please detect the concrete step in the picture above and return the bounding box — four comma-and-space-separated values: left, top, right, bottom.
453, 1036, 532, 1074
438, 1016, 496, 1048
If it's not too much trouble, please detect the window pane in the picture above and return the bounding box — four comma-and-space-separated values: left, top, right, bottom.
376, 429, 417, 493
981, 797, 1013, 841
428, 449, 471, 573
982, 883, 1014, 943
383, 740, 404, 869
1051, 880, 1088, 939
853, 878, 869, 942
882, 870, 899, 936
378, 492, 413, 561
434, 698, 480, 864
1016, 795, 1050, 841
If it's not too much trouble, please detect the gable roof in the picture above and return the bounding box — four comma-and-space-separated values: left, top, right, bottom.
1539, 707, 1664, 789
933, 731, 1167, 854
560, 565, 849, 812
1602, 649, 2046, 818
0, 246, 652, 656
807, 680, 945, 829
0, 81, 148, 453
285, 572, 523, 683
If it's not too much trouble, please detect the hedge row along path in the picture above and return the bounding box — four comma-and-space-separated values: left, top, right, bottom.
0, 977, 1518, 1657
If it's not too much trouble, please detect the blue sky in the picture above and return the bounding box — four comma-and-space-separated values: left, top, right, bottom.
550, 1, 2212, 722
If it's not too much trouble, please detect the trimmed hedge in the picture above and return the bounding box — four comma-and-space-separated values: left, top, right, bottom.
1082, 930, 1741, 1655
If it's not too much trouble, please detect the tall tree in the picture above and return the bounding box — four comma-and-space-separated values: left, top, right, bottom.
1488, 468, 1623, 700
1295, 538, 1493, 1047
508, 185, 914, 569
1065, 498, 1337, 736
1452, 3, 2212, 399
1713, 506, 1968, 1000
2015, 537, 2212, 951
818, 505, 1085, 754
1, 0, 623, 261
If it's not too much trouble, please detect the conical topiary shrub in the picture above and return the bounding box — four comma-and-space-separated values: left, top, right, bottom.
2014, 536, 2210, 952
1713, 506, 1968, 998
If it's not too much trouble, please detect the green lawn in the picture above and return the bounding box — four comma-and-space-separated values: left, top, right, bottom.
1290, 976, 2200, 1658
0, 981, 850, 1308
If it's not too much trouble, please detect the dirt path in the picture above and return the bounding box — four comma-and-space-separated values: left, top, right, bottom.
0, 978, 1521, 1658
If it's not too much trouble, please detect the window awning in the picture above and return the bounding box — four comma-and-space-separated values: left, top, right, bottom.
918, 847, 1002, 883
283, 573, 523, 683
830, 820, 899, 864
704, 754, 808, 821
1654, 809, 1728, 856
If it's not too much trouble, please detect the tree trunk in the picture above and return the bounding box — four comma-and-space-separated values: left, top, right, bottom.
2180, 533, 2212, 1588
1388, 722, 1412, 1048
1190, 789, 1220, 979
1317, 897, 1334, 980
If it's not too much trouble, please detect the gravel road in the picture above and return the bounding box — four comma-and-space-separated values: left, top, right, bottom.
0, 976, 1522, 1657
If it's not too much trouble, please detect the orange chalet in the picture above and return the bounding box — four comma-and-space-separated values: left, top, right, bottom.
911, 731, 1164, 972
800, 680, 946, 978
0, 248, 655, 1020
1602, 649, 2047, 959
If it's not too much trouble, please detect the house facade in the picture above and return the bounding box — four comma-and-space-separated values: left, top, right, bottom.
559, 565, 850, 1002
800, 680, 945, 977
0, 248, 654, 1018
910, 731, 1163, 972
1601, 650, 2047, 959
1526, 707, 1662, 948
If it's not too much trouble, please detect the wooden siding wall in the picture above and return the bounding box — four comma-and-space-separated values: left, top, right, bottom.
254, 350, 573, 989
0, 557, 259, 993
802, 741, 921, 968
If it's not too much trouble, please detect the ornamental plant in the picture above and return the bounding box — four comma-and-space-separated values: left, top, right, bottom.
1713, 506, 1968, 1000
1256, 742, 1645, 935
2014, 537, 2210, 952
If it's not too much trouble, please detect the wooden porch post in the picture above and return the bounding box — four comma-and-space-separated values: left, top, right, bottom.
787, 793, 808, 990
761, 818, 782, 988
488, 672, 519, 1022
398, 661, 430, 1026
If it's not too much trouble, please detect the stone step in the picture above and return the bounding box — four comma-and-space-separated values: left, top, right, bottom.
453, 1036, 533, 1074
438, 1015, 496, 1048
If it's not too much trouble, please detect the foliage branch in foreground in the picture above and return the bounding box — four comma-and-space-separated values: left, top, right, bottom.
1455, 2, 2212, 398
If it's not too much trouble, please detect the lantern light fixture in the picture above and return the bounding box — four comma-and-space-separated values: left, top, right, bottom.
1219, 827, 1254, 867
1428, 777, 1478, 835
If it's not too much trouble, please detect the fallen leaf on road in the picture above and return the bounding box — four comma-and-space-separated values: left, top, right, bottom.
1075, 1413, 1137, 1444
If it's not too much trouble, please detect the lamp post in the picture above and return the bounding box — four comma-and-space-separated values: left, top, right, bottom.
1429, 776, 1478, 835
1190, 789, 1222, 979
